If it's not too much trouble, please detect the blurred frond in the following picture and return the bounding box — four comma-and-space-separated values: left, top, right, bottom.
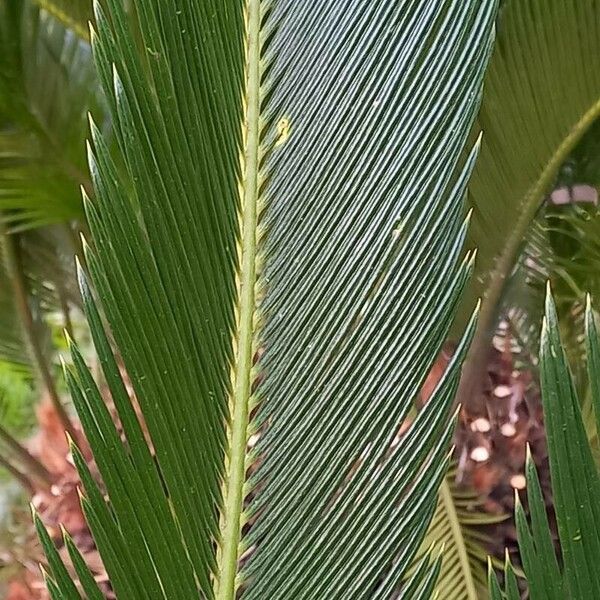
415, 469, 505, 600
0, 0, 102, 231
30, 0, 92, 40
457, 0, 600, 403
0, 362, 36, 438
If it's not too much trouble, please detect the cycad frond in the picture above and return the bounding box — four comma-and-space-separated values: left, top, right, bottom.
457, 0, 600, 402
491, 290, 600, 598
415, 471, 505, 600
0, 0, 100, 231
39, 0, 497, 597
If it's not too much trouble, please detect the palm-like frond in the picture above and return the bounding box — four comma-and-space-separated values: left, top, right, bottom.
415, 471, 505, 600
490, 290, 600, 598
38, 0, 497, 597
30, 0, 92, 40
457, 0, 600, 401
0, 0, 100, 231
0, 361, 37, 437
0, 1, 93, 415
506, 200, 600, 388
0, 226, 79, 370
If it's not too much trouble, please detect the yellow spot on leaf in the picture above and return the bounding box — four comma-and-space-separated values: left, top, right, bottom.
275, 118, 291, 147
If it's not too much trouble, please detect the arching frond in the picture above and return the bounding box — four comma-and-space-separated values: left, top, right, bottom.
457, 0, 600, 402
36, 0, 498, 598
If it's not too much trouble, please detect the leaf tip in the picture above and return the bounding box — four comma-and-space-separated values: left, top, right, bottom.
544, 281, 557, 324
88, 21, 96, 44
65, 430, 76, 451
525, 441, 533, 465
111, 63, 123, 98
58, 354, 69, 377
514, 487, 523, 511
465, 207, 474, 226
59, 523, 70, 542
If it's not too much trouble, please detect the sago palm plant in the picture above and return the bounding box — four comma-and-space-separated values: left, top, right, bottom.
32, 0, 500, 597
14, 0, 600, 598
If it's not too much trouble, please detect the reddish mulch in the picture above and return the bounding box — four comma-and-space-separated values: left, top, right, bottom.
452, 333, 558, 586
2, 398, 111, 599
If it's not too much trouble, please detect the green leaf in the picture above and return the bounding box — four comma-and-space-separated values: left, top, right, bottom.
0, 0, 99, 231
414, 469, 505, 600
493, 289, 600, 599
512, 450, 563, 600
31, 0, 92, 40
585, 294, 600, 435
39, 0, 498, 597
458, 0, 600, 402
62, 529, 104, 600
33, 509, 81, 599
541, 288, 600, 599
487, 560, 503, 600
502, 554, 521, 600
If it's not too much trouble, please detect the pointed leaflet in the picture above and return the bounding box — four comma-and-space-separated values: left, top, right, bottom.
34, 510, 79, 599
540, 289, 600, 599
42, 0, 496, 598
513, 450, 564, 600
585, 294, 600, 435
487, 561, 503, 600
495, 291, 600, 598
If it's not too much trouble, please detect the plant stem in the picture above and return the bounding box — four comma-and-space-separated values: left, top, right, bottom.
3, 233, 77, 440
0, 453, 36, 494
215, 1, 261, 597
0, 422, 53, 488
458, 97, 600, 406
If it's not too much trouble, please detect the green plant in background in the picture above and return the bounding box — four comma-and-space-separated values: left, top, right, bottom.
29, 0, 92, 40
414, 0, 600, 593
413, 466, 505, 599
33, 0, 499, 597
0, 0, 101, 441
0, 0, 97, 230
457, 0, 600, 405
0, 362, 37, 438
